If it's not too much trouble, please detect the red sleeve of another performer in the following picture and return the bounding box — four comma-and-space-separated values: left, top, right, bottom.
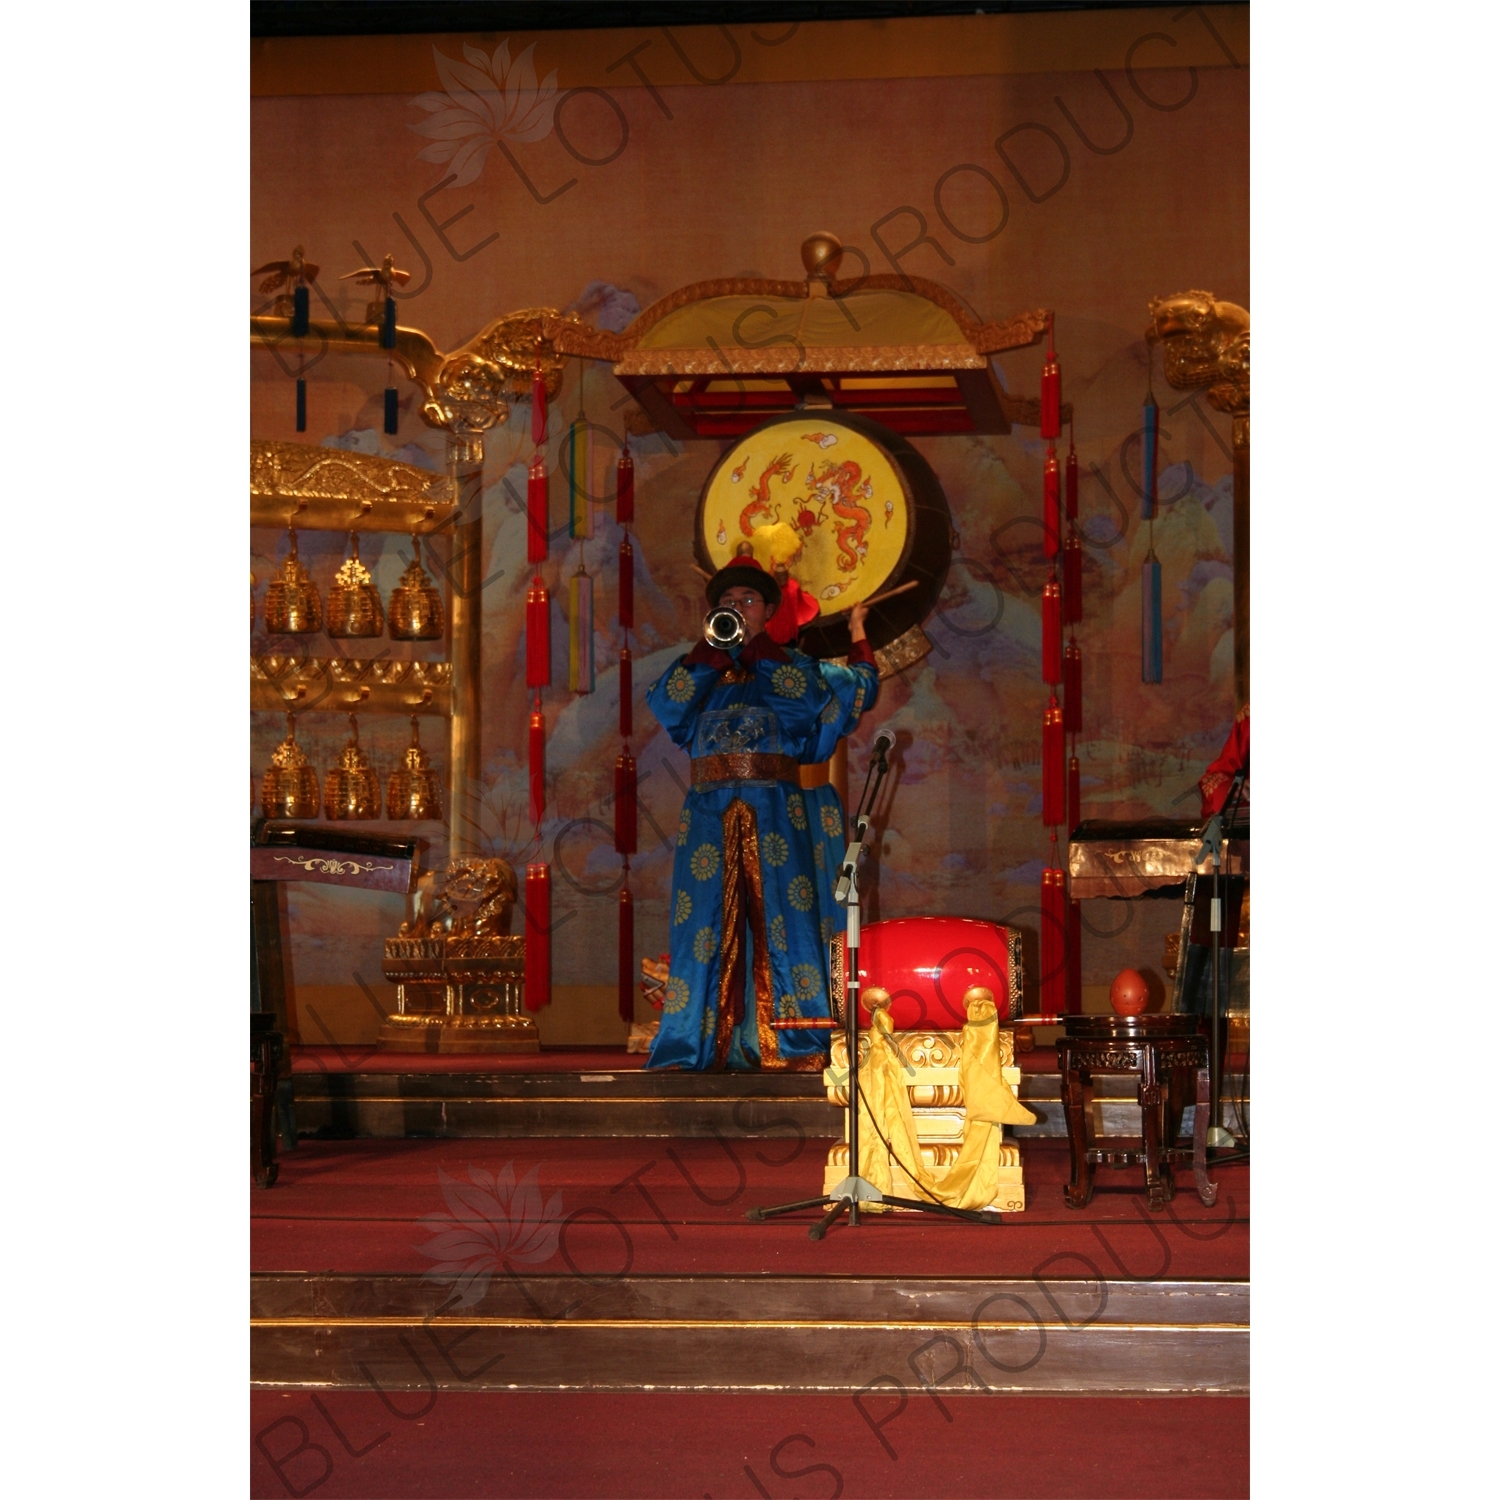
847, 639, 875, 667
1198, 707, 1250, 818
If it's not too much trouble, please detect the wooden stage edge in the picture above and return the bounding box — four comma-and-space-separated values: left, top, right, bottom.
251, 1272, 1249, 1395
288, 1059, 1251, 1140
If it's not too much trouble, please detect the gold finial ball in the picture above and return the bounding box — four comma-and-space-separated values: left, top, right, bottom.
801, 232, 844, 279
963, 985, 998, 1022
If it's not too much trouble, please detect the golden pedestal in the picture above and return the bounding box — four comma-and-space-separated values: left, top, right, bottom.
378, 857, 537, 1053
380, 935, 538, 1053
823, 1028, 1027, 1213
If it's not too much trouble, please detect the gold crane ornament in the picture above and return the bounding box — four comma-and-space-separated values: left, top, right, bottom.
388, 534, 445, 640
260, 713, 320, 820
264, 527, 323, 635
326, 532, 385, 638
252, 245, 320, 334
252, 244, 321, 298
341, 254, 412, 327
324, 714, 381, 821
387, 716, 442, 821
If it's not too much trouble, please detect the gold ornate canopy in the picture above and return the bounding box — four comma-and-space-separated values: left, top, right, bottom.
606, 249, 1057, 437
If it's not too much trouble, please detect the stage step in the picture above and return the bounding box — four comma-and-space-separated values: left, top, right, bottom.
290, 1068, 1250, 1141
251, 1272, 1248, 1395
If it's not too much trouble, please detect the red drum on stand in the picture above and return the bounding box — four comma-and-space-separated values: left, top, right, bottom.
830, 916, 1024, 1030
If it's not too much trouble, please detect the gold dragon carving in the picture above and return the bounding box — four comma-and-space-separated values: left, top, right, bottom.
1146, 290, 1250, 425
251, 440, 455, 506
400, 856, 518, 939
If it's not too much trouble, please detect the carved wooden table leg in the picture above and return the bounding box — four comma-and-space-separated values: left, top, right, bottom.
1061, 1049, 1095, 1209
1139, 1045, 1169, 1210
1193, 1062, 1219, 1206
1164, 1058, 1188, 1151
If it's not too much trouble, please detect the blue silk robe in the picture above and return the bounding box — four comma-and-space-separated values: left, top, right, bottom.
644, 633, 879, 1070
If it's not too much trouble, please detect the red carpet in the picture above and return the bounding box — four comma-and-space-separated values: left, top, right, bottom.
252, 1389, 1248, 1498
252, 1136, 1248, 1281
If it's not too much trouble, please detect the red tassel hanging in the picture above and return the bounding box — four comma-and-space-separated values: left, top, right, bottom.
527, 455, 549, 565
1043, 446, 1061, 559
618, 877, 635, 1023
616, 441, 634, 525
1040, 863, 1066, 1011
531, 365, 547, 447
524, 862, 551, 1012
1042, 696, 1064, 825
1062, 533, 1083, 624
1065, 440, 1078, 521
1042, 576, 1062, 685
619, 647, 633, 739
529, 706, 546, 826
614, 751, 637, 855
1040, 325, 1061, 441
1063, 638, 1082, 733
1067, 753, 1081, 833
525, 580, 551, 687
1065, 895, 1082, 1013
618, 536, 634, 630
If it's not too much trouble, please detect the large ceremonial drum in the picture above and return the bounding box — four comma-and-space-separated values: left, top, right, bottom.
695, 411, 952, 659
831, 916, 1024, 1030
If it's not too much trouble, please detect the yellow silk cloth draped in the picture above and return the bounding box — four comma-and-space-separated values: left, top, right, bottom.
856, 993, 1036, 1212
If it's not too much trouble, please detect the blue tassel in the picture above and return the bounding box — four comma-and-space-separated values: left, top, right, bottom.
1141, 392, 1158, 520
292, 285, 310, 337
381, 296, 397, 350
295, 378, 307, 432
1141, 550, 1163, 683
384, 387, 399, 435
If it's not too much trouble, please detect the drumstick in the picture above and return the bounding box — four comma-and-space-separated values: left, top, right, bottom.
691, 564, 713, 581
861, 579, 919, 608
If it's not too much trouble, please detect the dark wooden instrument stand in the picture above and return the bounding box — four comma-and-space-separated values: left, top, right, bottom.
251, 1012, 283, 1188
1058, 1015, 1217, 1211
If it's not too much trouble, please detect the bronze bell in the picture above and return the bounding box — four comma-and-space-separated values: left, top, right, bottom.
388, 535, 445, 640
326, 532, 385, 638
324, 714, 381, 820
264, 527, 323, 634
387, 715, 442, 820
260, 713, 320, 819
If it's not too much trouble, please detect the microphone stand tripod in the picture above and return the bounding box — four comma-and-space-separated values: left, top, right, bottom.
747, 736, 1004, 1239
1194, 770, 1246, 1151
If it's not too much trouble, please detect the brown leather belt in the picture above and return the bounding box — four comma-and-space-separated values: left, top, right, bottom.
692, 752, 800, 786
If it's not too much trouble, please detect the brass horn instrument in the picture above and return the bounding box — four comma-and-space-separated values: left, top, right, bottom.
703, 604, 746, 650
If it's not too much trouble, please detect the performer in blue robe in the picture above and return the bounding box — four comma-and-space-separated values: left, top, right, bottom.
645, 559, 879, 1070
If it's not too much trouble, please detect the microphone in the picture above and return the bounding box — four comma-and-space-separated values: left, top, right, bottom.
872, 728, 895, 759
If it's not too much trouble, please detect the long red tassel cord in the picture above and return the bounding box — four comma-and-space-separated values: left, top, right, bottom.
525, 358, 551, 1011
616, 438, 637, 1023
1039, 328, 1081, 1011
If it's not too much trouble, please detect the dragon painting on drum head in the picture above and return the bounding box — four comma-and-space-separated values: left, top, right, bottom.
698, 416, 914, 618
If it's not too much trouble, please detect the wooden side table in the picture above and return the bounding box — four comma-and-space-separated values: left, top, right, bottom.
1058, 1015, 1217, 1211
